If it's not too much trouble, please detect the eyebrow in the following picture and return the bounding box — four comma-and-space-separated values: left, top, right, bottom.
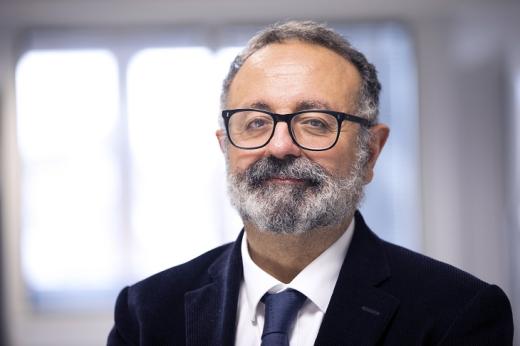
248, 101, 271, 111
294, 100, 332, 112
245, 99, 333, 113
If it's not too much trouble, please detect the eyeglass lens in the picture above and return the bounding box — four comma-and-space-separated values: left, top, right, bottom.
228, 110, 339, 150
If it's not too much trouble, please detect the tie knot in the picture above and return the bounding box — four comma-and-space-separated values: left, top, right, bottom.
261, 289, 307, 346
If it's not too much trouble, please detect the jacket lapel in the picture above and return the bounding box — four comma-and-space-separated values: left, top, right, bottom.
184, 213, 400, 346
184, 232, 244, 346
315, 212, 400, 346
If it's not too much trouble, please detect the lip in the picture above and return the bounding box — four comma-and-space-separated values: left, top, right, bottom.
267, 177, 305, 184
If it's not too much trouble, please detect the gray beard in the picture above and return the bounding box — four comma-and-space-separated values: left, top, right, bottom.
226, 147, 369, 235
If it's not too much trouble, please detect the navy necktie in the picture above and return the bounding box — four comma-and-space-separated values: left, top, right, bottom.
261, 289, 307, 346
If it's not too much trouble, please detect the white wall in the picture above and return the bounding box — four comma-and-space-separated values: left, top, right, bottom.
416, 7, 520, 336
1, 0, 519, 344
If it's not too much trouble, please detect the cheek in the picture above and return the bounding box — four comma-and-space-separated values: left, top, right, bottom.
305, 142, 358, 177
307, 154, 348, 177
226, 147, 265, 173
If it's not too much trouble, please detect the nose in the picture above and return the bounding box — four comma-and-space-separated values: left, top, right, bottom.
265, 122, 302, 159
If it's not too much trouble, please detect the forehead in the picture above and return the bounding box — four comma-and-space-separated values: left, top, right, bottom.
228, 41, 362, 111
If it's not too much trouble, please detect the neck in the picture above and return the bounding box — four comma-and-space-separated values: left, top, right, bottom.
244, 215, 353, 283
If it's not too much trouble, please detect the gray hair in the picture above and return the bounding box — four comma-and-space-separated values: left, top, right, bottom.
220, 20, 381, 123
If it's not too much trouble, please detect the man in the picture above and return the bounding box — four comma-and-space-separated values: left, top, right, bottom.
108, 21, 513, 345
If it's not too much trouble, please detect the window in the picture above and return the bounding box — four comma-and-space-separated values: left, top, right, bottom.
17, 50, 122, 308
15, 23, 419, 311
127, 47, 243, 278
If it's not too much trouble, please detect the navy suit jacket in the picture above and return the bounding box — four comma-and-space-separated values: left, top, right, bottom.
108, 212, 514, 345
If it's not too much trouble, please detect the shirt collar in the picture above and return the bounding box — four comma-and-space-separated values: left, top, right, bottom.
240, 218, 355, 323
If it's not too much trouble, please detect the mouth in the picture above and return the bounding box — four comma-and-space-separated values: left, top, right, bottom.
267, 177, 306, 185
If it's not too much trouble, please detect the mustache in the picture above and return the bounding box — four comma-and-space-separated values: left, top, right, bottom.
244, 156, 329, 187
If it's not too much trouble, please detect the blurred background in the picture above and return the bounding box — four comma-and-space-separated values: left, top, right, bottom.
0, 0, 519, 345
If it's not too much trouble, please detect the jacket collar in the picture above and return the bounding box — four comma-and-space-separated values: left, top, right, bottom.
314, 211, 400, 345
184, 231, 244, 346
184, 211, 400, 346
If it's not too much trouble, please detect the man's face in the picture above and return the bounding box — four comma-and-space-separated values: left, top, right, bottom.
223, 41, 363, 178
217, 41, 388, 234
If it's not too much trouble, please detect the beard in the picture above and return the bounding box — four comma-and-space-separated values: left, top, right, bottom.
226, 143, 370, 235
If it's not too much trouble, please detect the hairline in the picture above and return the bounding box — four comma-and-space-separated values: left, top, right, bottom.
219, 21, 381, 129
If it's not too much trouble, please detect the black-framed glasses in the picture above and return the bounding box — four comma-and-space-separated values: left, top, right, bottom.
221, 108, 372, 151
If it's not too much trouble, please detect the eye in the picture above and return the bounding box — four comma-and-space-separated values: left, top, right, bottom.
303, 118, 328, 129
300, 117, 334, 132
295, 113, 337, 135
246, 117, 269, 130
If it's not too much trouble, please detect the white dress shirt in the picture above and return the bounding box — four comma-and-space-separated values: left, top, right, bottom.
234, 219, 355, 346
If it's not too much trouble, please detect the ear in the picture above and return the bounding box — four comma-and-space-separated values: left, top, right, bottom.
364, 124, 389, 183
216, 129, 227, 154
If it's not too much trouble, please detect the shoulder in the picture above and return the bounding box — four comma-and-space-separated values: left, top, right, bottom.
350, 212, 512, 344
353, 212, 505, 305
378, 240, 513, 344
107, 241, 235, 345
129, 241, 234, 304
379, 237, 509, 309
381, 239, 488, 294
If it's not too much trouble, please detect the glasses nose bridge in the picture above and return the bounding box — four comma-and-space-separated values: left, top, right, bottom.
268, 112, 299, 146
264, 112, 302, 157
271, 112, 295, 134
